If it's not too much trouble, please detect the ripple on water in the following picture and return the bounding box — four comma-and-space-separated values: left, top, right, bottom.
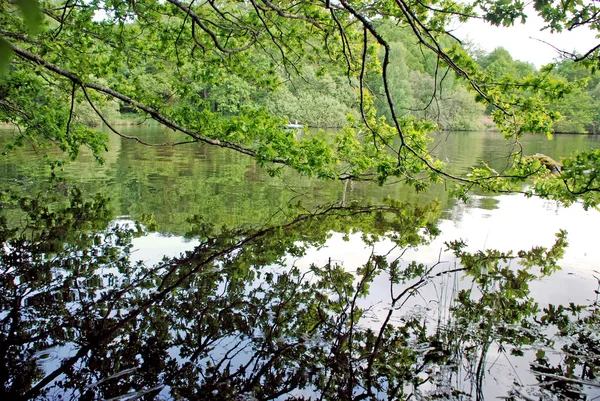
32, 349, 59, 365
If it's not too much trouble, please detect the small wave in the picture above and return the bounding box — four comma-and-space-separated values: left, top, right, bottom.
32, 350, 59, 364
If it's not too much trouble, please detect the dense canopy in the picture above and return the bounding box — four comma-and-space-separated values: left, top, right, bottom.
1, 0, 600, 205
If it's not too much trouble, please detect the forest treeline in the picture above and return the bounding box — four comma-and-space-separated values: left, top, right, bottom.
80, 23, 599, 134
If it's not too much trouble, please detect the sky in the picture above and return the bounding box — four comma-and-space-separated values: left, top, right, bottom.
451, 7, 599, 67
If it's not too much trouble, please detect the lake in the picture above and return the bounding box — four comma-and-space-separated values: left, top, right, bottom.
1, 127, 599, 400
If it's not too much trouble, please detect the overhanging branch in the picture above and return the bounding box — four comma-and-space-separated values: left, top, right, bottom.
7, 40, 278, 161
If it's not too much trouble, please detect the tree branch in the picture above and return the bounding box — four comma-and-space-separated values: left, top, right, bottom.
8, 40, 279, 160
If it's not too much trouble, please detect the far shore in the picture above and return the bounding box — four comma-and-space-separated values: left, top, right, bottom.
1, 114, 598, 135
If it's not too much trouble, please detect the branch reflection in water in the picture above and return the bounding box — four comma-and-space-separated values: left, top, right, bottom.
0, 188, 597, 400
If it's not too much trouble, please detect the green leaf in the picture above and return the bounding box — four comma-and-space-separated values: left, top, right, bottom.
536, 349, 546, 360
15, 0, 42, 34
0, 38, 13, 76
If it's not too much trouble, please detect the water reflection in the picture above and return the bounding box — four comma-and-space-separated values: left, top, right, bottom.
2, 128, 600, 399
2, 128, 599, 235
1, 189, 598, 400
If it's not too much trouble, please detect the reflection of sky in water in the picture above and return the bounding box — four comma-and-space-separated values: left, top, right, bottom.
300, 193, 599, 399
5, 128, 599, 398
297, 194, 599, 306
274, 193, 600, 399
130, 232, 200, 266
123, 191, 600, 398
128, 191, 600, 322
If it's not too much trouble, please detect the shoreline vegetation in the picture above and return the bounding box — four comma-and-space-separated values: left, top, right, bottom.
3, 4, 600, 209
2, 114, 598, 135
7, 26, 598, 137
7, 41, 599, 136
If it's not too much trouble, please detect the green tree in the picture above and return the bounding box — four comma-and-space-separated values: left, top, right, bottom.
477, 47, 535, 79
549, 83, 596, 133
260, 65, 359, 127
2, 0, 600, 204
550, 59, 600, 133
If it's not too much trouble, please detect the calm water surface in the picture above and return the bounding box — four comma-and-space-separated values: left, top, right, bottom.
2, 127, 598, 226
2, 127, 599, 300
2, 126, 600, 400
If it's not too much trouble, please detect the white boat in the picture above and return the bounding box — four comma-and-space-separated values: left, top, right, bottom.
285, 121, 304, 129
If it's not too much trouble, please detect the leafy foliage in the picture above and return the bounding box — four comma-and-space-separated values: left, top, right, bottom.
2, 0, 600, 207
